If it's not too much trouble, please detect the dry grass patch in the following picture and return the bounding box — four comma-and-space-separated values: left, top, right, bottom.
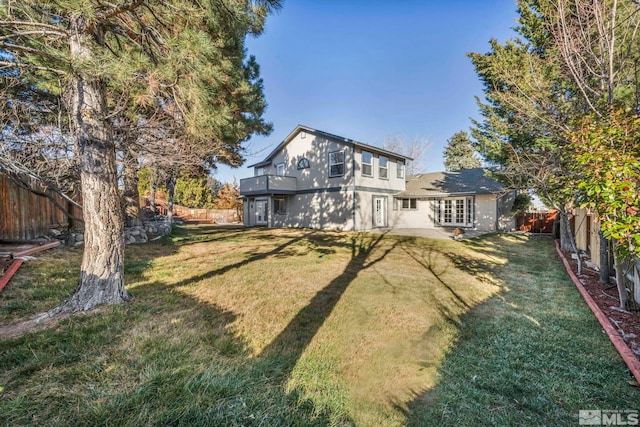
1, 225, 513, 426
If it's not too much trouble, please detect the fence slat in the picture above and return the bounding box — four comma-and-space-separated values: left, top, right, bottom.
0, 175, 77, 240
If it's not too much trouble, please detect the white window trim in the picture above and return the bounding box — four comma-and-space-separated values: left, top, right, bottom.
276, 163, 285, 176
400, 198, 417, 210
361, 151, 373, 177
379, 155, 388, 180
437, 197, 474, 227
397, 160, 405, 179
329, 150, 345, 177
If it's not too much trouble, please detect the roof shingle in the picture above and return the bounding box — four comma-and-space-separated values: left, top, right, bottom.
397, 168, 505, 197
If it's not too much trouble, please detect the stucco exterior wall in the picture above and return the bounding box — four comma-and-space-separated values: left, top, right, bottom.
475, 194, 498, 231
264, 131, 355, 191
353, 148, 406, 191
271, 190, 354, 231
496, 192, 516, 231
388, 199, 435, 228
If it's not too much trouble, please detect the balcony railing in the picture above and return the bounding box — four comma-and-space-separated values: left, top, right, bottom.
240, 175, 297, 195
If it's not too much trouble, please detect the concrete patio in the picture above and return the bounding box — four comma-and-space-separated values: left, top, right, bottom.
370, 227, 495, 240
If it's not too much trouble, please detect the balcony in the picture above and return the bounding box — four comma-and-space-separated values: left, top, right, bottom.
240, 175, 297, 196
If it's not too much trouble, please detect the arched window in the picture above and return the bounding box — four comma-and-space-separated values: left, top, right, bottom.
297, 157, 310, 170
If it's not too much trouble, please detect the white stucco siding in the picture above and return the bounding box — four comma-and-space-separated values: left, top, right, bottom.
496, 192, 516, 231
475, 194, 498, 231
354, 190, 405, 231
389, 199, 435, 228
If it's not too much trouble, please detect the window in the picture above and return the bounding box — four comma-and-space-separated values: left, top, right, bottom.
400, 198, 417, 210
438, 197, 473, 226
361, 151, 372, 177
256, 167, 265, 176
297, 157, 310, 169
379, 155, 388, 179
329, 150, 345, 177
273, 196, 286, 215
276, 163, 285, 176
444, 200, 453, 224
397, 160, 405, 179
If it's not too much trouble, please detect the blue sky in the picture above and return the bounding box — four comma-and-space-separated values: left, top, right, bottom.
215, 1, 520, 183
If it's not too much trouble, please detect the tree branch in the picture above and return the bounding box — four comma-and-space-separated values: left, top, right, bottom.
0, 20, 67, 36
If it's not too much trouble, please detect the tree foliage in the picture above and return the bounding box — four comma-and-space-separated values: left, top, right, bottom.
174, 175, 218, 209
0, 0, 279, 312
570, 108, 640, 258
442, 130, 481, 171
213, 182, 242, 211
470, 0, 640, 305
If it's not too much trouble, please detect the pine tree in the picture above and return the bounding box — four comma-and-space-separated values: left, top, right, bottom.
442, 131, 481, 171
0, 1, 279, 313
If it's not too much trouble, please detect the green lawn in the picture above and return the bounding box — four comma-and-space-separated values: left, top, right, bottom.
0, 226, 636, 426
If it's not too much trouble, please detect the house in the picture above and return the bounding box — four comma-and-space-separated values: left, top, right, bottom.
239, 125, 515, 232
240, 125, 410, 230
390, 169, 515, 232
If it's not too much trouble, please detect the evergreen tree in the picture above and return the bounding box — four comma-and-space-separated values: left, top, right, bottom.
442, 131, 481, 171
0, 0, 279, 313
174, 175, 216, 209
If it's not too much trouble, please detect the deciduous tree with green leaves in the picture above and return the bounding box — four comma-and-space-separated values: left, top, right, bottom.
569, 108, 640, 308
0, 0, 279, 314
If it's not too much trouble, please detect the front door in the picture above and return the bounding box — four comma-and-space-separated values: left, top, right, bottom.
373, 196, 387, 227
255, 199, 268, 225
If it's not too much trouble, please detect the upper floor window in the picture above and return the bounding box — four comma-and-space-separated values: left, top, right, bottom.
329, 150, 345, 177
297, 158, 310, 170
256, 167, 265, 176
379, 155, 388, 179
397, 160, 405, 179
276, 163, 285, 176
361, 151, 373, 177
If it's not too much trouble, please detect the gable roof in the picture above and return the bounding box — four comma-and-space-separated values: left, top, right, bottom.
397, 168, 505, 197
247, 124, 412, 168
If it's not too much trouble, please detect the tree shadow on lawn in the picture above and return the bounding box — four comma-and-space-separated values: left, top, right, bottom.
401, 234, 640, 426
1, 226, 396, 425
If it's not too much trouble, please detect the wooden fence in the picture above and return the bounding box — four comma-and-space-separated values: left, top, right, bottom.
515, 210, 557, 233
0, 174, 82, 241
142, 197, 241, 223
173, 205, 241, 223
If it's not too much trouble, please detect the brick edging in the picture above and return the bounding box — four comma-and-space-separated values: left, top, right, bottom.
555, 240, 640, 384
0, 259, 24, 293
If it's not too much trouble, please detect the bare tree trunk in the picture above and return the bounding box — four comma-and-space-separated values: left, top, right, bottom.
634, 258, 640, 305
612, 246, 628, 310
598, 230, 610, 284
56, 17, 129, 313
559, 209, 582, 275
122, 146, 140, 226
166, 174, 176, 229
149, 168, 157, 215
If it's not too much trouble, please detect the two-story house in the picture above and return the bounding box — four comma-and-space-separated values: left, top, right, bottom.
240, 125, 515, 232
240, 125, 410, 231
